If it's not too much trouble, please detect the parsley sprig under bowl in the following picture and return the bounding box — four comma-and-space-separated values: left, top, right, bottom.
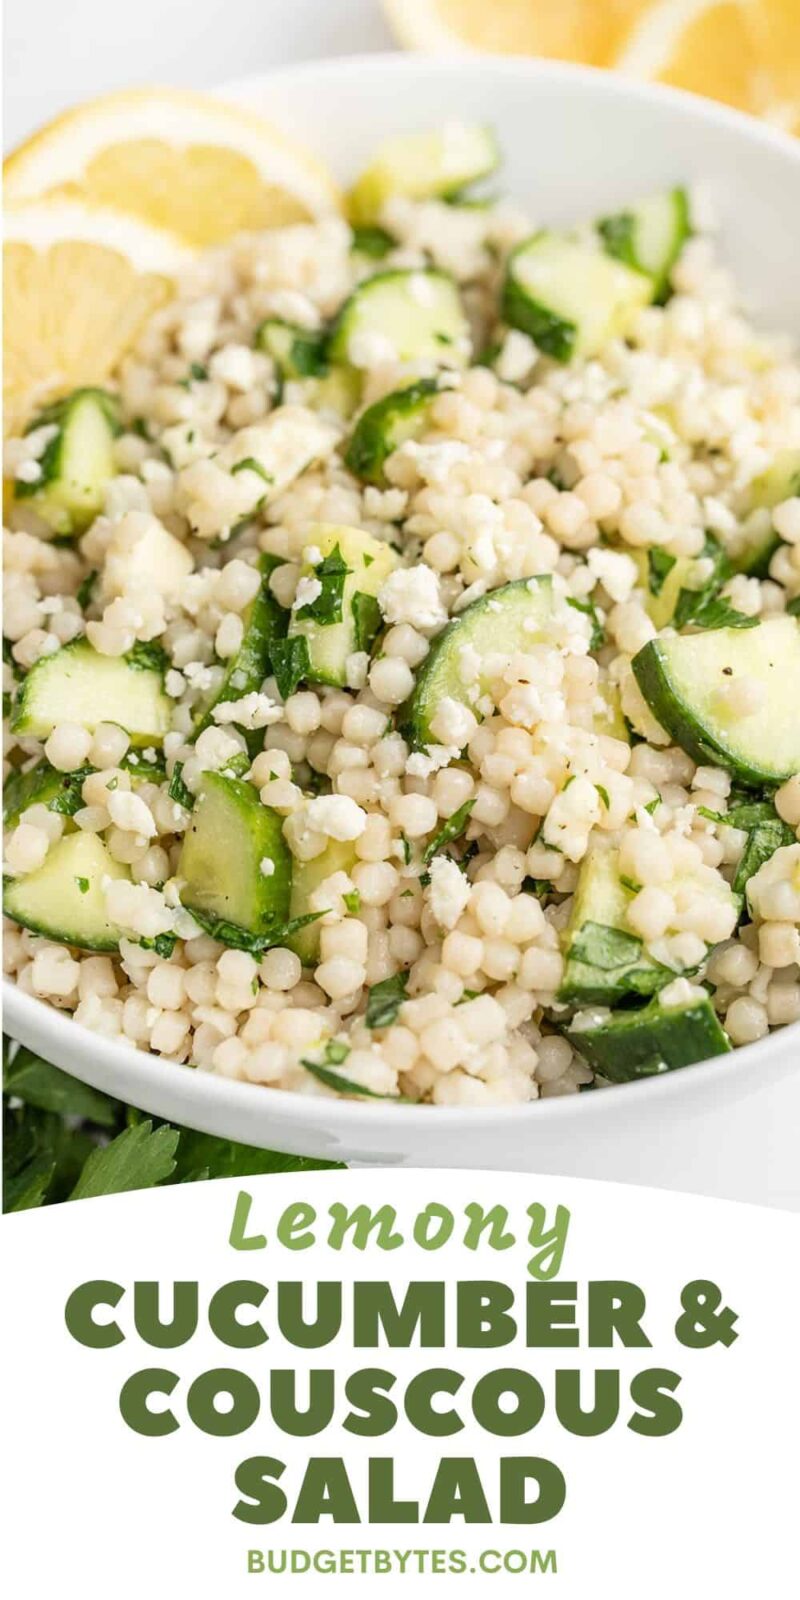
4, 56, 800, 1177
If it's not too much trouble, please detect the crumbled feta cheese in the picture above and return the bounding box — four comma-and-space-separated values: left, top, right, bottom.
495, 329, 537, 384
428, 857, 472, 931
14, 459, 43, 485
211, 692, 282, 730
260, 857, 276, 877
208, 343, 263, 392
405, 745, 459, 778
586, 547, 638, 604
292, 576, 322, 611
305, 794, 367, 841
378, 564, 447, 630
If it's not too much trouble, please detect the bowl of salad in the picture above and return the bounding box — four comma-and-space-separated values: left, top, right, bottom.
4, 54, 800, 1176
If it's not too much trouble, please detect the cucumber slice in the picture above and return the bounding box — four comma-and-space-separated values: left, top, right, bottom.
403, 576, 553, 750
192, 555, 287, 736
288, 839, 357, 964
558, 844, 737, 1006
4, 760, 92, 828
327, 270, 470, 370
14, 387, 121, 537
566, 993, 731, 1082
178, 772, 290, 941
255, 319, 328, 380
4, 751, 164, 828
345, 378, 439, 485
255, 322, 363, 419
592, 682, 629, 742
632, 535, 729, 630
730, 449, 800, 576
598, 188, 690, 300
348, 123, 499, 225
632, 614, 800, 784
559, 848, 671, 1006
3, 831, 129, 950
502, 232, 652, 362
285, 523, 398, 690
11, 639, 172, 747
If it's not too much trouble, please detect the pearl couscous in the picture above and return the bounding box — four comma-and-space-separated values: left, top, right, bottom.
5, 127, 800, 1106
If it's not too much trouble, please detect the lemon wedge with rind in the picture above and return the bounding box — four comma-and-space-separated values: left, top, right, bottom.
4, 199, 192, 436
4, 87, 343, 247
382, 0, 800, 130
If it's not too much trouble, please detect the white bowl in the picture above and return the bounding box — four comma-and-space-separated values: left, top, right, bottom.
5, 54, 800, 1184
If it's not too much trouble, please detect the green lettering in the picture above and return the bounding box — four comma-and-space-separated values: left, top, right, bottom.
628, 1368, 683, 1436
186, 1367, 260, 1437
555, 1369, 619, 1435
353, 1282, 445, 1347
293, 1458, 361, 1524
424, 1458, 491, 1524
64, 1280, 124, 1348
526, 1204, 570, 1280
472, 1369, 545, 1437
499, 1458, 566, 1524
526, 1282, 579, 1347
343, 1368, 398, 1436
276, 1201, 316, 1250
133, 1281, 198, 1348
412, 1203, 455, 1250
233, 1457, 287, 1524
588, 1282, 651, 1347
456, 1281, 516, 1347
229, 1190, 266, 1251
119, 1367, 179, 1436
463, 1203, 514, 1254
327, 1203, 403, 1252
208, 1281, 267, 1348
404, 1368, 464, 1436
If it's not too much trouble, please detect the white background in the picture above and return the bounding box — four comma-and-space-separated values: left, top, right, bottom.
3, 0, 800, 1205
3, 1169, 799, 1597
3, 0, 395, 147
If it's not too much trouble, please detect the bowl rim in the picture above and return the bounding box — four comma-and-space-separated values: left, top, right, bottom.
5, 52, 800, 1137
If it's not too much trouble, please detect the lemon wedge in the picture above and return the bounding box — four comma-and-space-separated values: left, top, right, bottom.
4, 199, 192, 435
382, 0, 800, 128
4, 87, 343, 248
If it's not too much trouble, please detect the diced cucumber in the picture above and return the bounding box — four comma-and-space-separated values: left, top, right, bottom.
592, 682, 629, 743
403, 576, 553, 750
288, 839, 357, 964
502, 232, 652, 362
566, 993, 731, 1082
344, 379, 439, 485
3, 831, 129, 951
178, 772, 290, 941
559, 848, 672, 1006
598, 188, 690, 300
14, 387, 121, 537
192, 554, 287, 736
4, 750, 164, 829
631, 535, 729, 630
327, 269, 470, 370
560, 841, 738, 1006
11, 639, 172, 747
632, 614, 800, 784
730, 449, 800, 576
285, 523, 397, 690
255, 320, 361, 418
348, 123, 499, 225
3, 760, 92, 828
255, 319, 328, 381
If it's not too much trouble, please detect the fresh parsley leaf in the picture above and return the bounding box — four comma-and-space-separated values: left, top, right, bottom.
168, 762, 194, 811
684, 597, 759, 631
76, 568, 99, 609
75, 876, 90, 894
173, 1130, 342, 1182
296, 545, 351, 626
735, 818, 794, 899
351, 225, 394, 259
422, 798, 476, 865
343, 890, 361, 915
647, 548, 677, 595
270, 634, 311, 699
522, 877, 552, 901
4, 1046, 118, 1126
231, 456, 274, 484
139, 932, 178, 959
352, 591, 381, 653
365, 970, 409, 1030
126, 640, 170, 674
619, 874, 642, 894
4, 1153, 57, 1211
566, 596, 606, 650
697, 805, 728, 825
643, 796, 661, 815
596, 784, 610, 809
787, 597, 800, 617
399, 834, 412, 867
186, 907, 322, 954
301, 1057, 404, 1100
70, 1120, 180, 1200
